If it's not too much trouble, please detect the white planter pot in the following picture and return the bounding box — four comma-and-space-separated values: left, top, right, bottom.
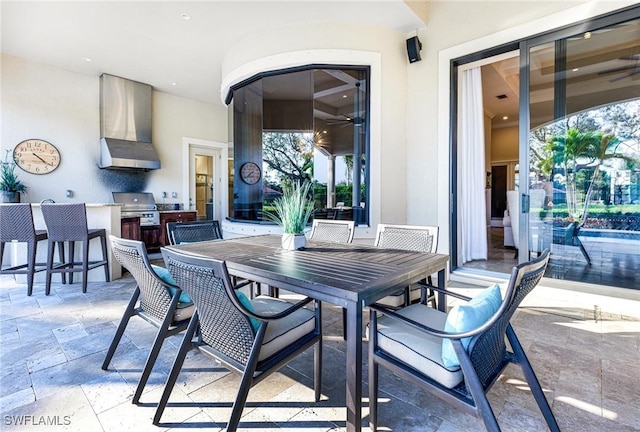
281, 233, 306, 250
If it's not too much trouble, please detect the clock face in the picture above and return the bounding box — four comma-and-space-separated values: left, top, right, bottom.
240, 162, 261, 185
13, 139, 61, 175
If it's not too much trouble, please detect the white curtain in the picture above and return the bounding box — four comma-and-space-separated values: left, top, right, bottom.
459, 67, 488, 264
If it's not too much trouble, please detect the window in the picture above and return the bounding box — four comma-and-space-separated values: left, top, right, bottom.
227, 66, 370, 225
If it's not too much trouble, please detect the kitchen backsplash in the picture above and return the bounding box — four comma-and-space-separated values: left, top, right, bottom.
156, 203, 183, 211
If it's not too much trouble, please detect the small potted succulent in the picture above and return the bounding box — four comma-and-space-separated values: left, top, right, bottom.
265, 180, 313, 250
1, 150, 28, 203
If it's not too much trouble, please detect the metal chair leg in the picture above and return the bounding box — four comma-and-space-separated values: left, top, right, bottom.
507, 326, 560, 432
82, 240, 89, 293
153, 314, 199, 424
133, 295, 181, 404
102, 288, 140, 370
68, 240, 75, 285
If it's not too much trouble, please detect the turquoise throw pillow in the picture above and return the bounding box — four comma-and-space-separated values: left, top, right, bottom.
441, 284, 502, 369
234, 290, 260, 331
151, 264, 192, 304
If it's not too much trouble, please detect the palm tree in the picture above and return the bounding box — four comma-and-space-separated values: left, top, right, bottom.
546, 128, 599, 216
579, 133, 636, 222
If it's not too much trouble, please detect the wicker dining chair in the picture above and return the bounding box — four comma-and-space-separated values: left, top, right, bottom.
102, 236, 194, 404
166, 219, 223, 245
309, 219, 355, 243
309, 219, 355, 338
375, 224, 439, 308
0, 204, 51, 296
368, 249, 558, 432
167, 219, 256, 295
153, 248, 322, 430
40, 203, 109, 294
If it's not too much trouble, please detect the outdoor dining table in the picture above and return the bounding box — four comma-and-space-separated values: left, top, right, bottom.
164, 234, 449, 432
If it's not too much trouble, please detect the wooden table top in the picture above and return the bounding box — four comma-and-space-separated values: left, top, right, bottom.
164, 234, 449, 308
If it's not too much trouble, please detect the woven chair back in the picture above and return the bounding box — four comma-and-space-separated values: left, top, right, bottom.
163, 250, 255, 366
110, 237, 174, 322
310, 220, 355, 243
375, 224, 438, 253
41, 203, 89, 242
168, 220, 223, 245
468, 250, 550, 388
0, 204, 37, 242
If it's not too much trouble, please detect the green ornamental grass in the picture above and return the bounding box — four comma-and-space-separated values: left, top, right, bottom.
265, 181, 314, 234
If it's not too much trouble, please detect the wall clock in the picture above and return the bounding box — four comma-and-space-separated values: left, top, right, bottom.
240, 162, 261, 185
13, 139, 61, 175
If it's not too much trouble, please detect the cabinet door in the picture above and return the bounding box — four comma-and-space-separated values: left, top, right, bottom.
141, 226, 161, 251
120, 217, 141, 241
159, 212, 197, 246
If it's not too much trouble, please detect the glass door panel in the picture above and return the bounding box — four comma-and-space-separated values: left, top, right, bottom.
526, 18, 640, 289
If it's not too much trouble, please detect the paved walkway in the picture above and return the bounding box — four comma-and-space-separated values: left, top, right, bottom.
1, 272, 638, 431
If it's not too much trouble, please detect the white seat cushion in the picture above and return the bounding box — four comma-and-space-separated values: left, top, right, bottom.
173, 302, 195, 323
251, 296, 316, 361
376, 303, 463, 389
376, 284, 423, 308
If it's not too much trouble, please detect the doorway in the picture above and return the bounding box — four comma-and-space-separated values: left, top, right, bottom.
182, 138, 229, 222
190, 147, 220, 221
490, 165, 507, 222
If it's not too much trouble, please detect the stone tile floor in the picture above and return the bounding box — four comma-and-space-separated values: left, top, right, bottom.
0, 272, 638, 431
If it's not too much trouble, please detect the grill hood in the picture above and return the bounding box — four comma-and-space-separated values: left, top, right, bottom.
99, 74, 161, 170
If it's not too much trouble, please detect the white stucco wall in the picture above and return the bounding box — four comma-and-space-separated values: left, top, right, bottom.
0, 54, 226, 205
220, 22, 409, 237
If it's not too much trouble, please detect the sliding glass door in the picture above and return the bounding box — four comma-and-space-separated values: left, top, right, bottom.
453, 6, 639, 290
521, 13, 640, 288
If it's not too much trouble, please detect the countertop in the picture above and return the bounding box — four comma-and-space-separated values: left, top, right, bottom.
30, 203, 122, 207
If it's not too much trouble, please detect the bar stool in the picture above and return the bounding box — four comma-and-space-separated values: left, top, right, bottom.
41, 203, 110, 294
0, 204, 49, 296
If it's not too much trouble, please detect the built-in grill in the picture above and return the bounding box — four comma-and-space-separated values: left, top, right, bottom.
112, 192, 160, 226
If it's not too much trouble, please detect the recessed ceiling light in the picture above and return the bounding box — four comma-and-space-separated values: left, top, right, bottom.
172, 82, 177, 86
342, 95, 347, 98
83, 57, 92, 62
503, 116, 509, 120
180, 13, 190, 20
572, 68, 579, 72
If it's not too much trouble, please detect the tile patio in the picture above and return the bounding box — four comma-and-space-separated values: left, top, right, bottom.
1, 270, 639, 431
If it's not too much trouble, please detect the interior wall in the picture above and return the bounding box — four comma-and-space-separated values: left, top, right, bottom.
491, 126, 519, 162
1, 54, 224, 205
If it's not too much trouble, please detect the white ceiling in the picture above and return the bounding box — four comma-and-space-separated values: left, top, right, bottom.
1, 0, 426, 107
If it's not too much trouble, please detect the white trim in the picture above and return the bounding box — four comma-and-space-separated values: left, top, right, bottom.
220, 49, 381, 235
437, 1, 636, 258
182, 137, 229, 219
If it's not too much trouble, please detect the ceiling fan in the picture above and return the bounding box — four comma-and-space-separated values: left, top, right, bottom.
325, 113, 365, 127
597, 54, 640, 82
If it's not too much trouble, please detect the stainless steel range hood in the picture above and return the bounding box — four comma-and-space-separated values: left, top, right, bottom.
99, 74, 161, 170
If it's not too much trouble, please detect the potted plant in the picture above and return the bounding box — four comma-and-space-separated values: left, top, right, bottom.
265, 181, 314, 250
1, 149, 28, 203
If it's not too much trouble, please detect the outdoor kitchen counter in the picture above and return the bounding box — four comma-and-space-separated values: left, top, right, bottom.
14, 203, 123, 282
